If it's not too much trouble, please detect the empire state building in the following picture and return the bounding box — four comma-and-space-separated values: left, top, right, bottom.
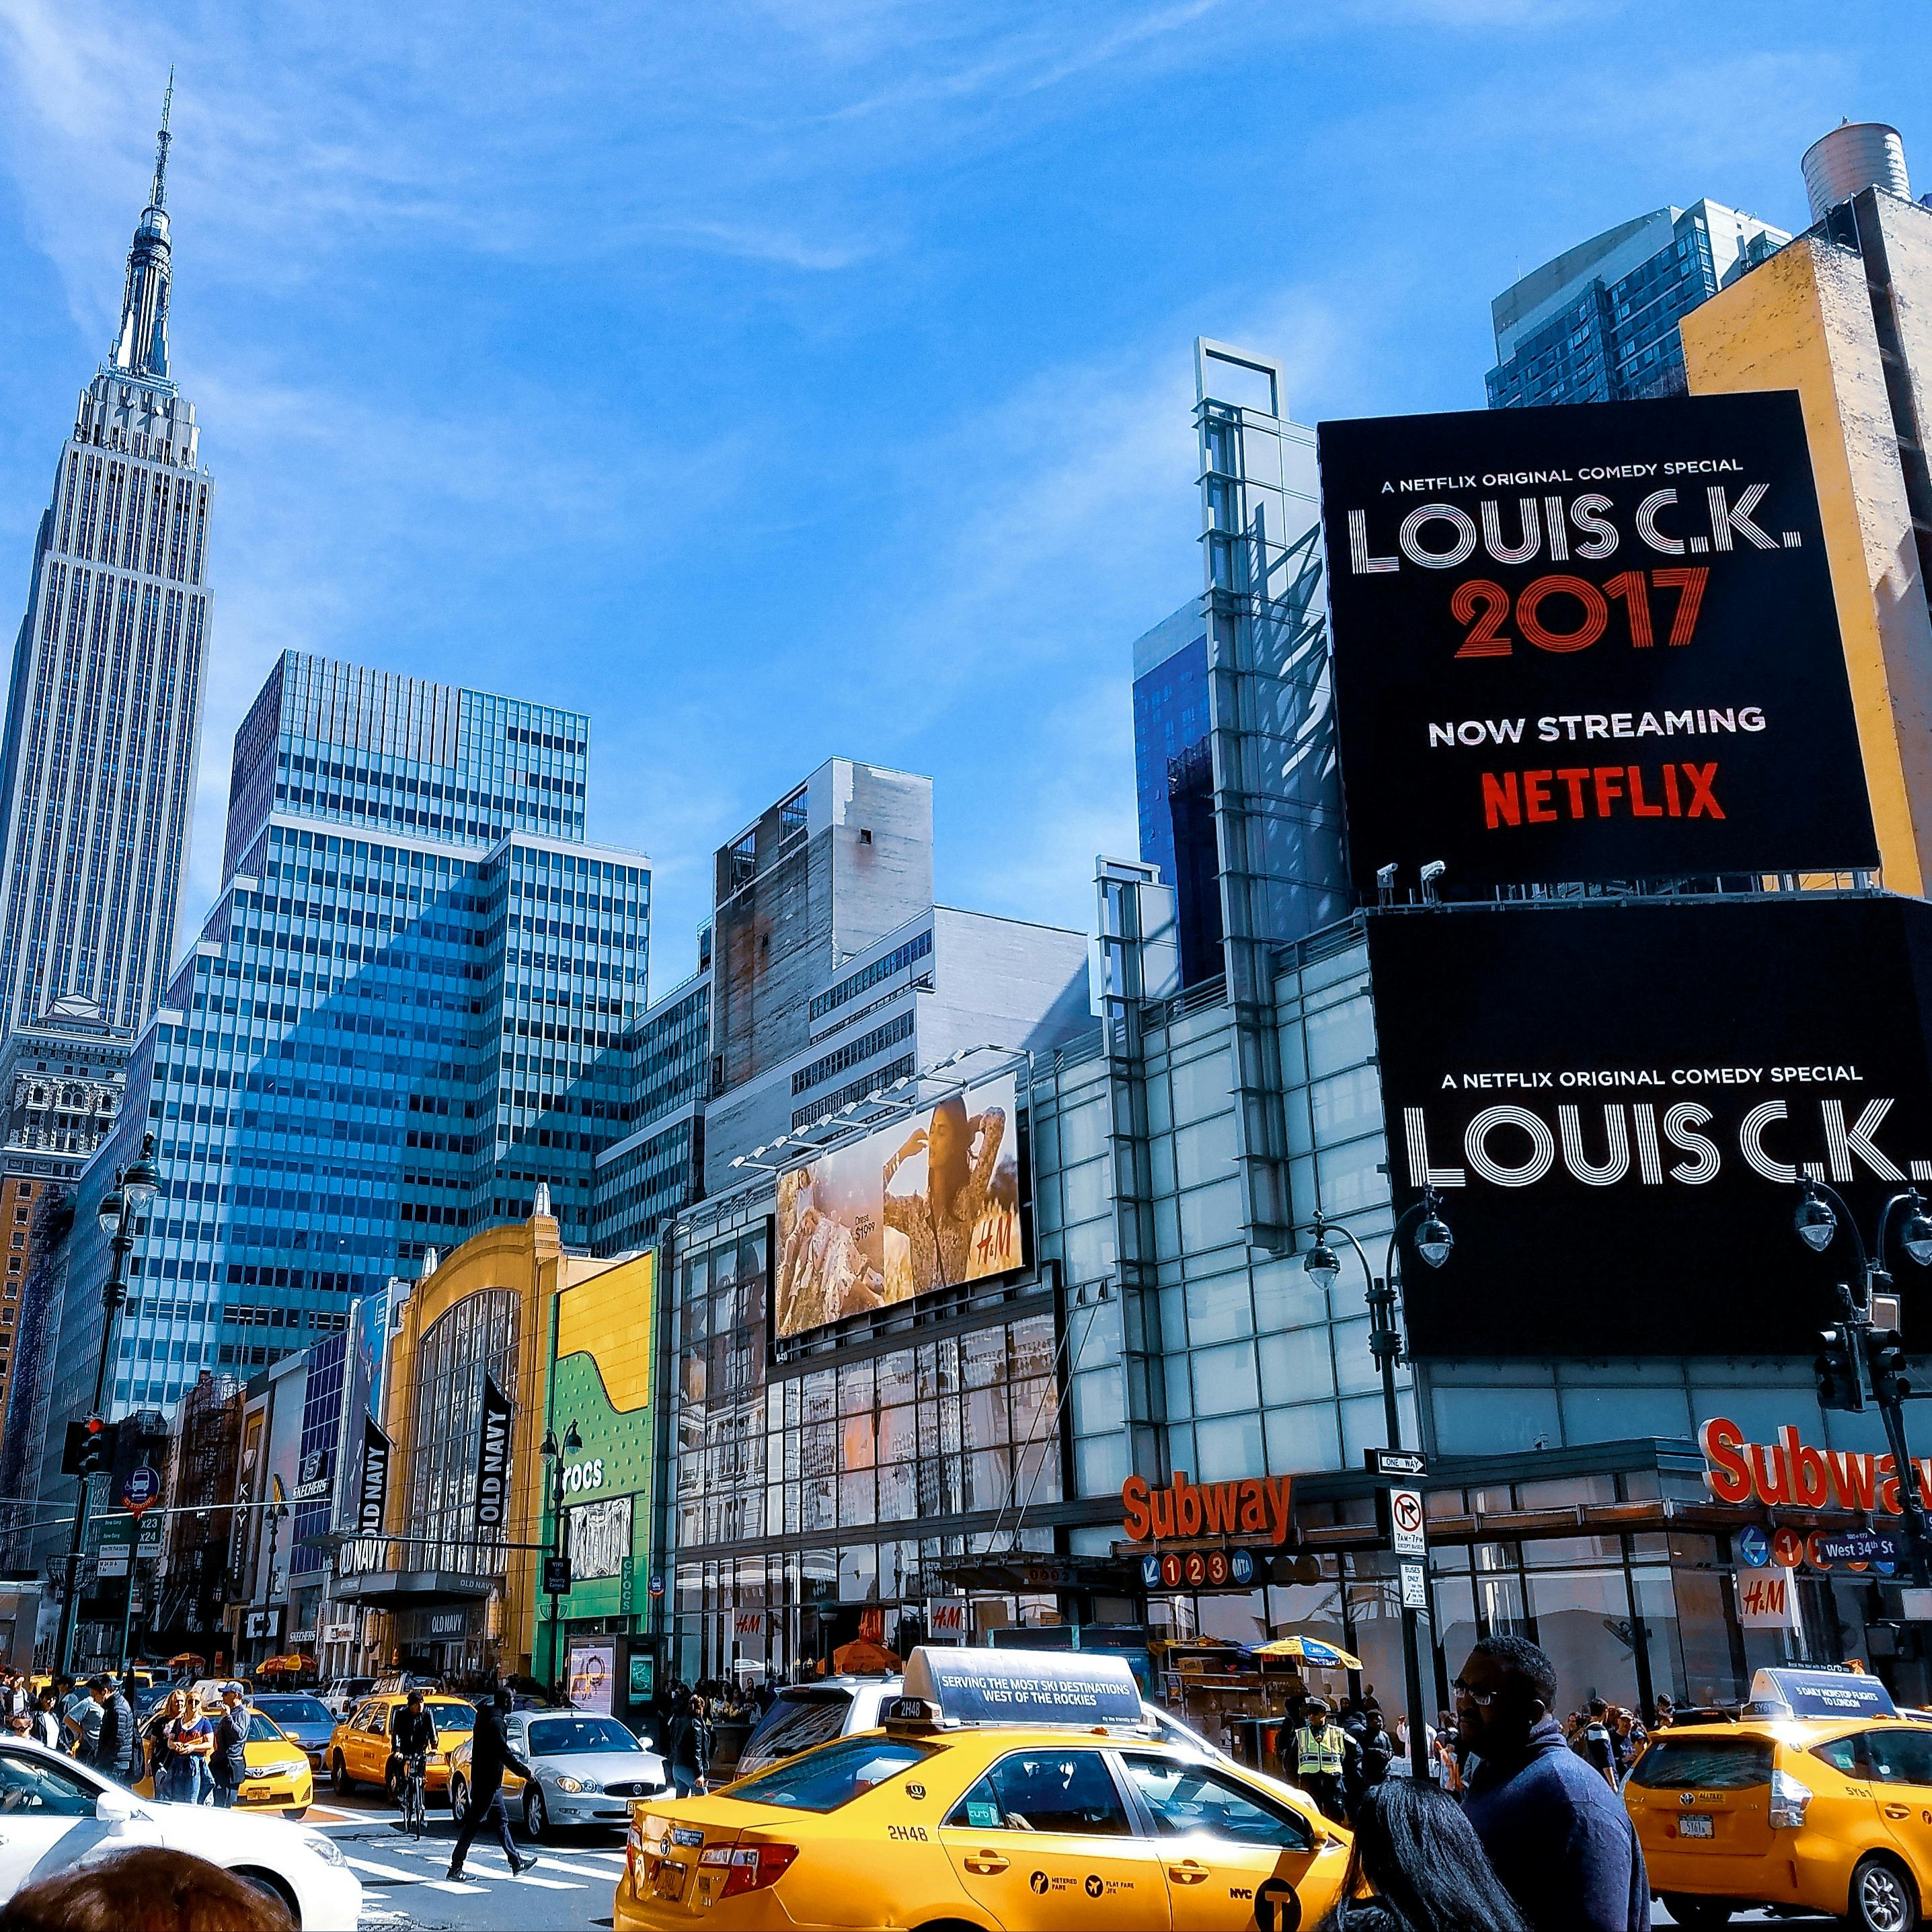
0, 87, 211, 1042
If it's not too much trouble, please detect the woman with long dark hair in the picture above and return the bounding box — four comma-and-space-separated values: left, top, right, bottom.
1317, 1778, 1530, 1932
883, 1093, 1007, 1295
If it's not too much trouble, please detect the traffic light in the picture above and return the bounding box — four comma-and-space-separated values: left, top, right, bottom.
1869, 1329, 1914, 1407
59, 1416, 108, 1477
1816, 1325, 1865, 1412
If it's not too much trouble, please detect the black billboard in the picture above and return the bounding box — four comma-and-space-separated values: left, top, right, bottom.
1319, 393, 1876, 893
1367, 896, 1932, 1358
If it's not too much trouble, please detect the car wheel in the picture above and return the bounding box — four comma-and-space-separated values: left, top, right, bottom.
1658, 1900, 1732, 1929
525, 1786, 549, 1842
330, 1752, 355, 1796
1848, 1856, 1921, 1932
450, 1775, 469, 1825
235, 1868, 301, 1929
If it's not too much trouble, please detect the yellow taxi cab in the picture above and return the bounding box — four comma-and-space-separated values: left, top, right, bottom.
134, 1703, 315, 1819
326, 1691, 477, 1802
1626, 1665, 1932, 1931
614, 1646, 1350, 1931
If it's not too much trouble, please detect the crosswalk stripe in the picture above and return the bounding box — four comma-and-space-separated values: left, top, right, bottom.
507, 1873, 584, 1890
345, 1857, 419, 1881
422, 1880, 484, 1894
515, 1855, 616, 1877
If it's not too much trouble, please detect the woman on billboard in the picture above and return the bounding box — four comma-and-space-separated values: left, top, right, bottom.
883, 1093, 1015, 1296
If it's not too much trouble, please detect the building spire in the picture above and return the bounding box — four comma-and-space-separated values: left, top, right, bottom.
108, 74, 176, 384
151, 67, 173, 210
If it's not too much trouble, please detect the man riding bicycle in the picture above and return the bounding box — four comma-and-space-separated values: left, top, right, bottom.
387, 1689, 437, 1802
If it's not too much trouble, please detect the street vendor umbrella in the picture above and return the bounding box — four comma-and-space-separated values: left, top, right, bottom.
829, 1636, 901, 1674
1250, 1635, 1363, 1671
167, 1653, 206, 1670
257, 1655, 305, 1674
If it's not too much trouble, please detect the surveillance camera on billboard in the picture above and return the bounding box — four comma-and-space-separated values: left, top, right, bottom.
1318, 391, 1877, 892
773, 1071, 1024, 1340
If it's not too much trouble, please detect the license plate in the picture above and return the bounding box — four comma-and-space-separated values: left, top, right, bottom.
654, 1859, 687, 1900
1677, 1814, 1713, 1839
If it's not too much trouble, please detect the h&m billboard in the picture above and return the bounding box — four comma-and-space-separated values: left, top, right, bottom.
774, 1071, 1023, 1340
1317, 393, 1876, 893
1367, 896, 1932, 1359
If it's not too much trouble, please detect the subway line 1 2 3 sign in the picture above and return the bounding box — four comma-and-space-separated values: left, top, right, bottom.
1317, 393, 1876, 892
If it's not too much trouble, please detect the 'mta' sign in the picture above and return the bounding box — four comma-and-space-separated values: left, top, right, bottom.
1121, 1471, 1295, 1545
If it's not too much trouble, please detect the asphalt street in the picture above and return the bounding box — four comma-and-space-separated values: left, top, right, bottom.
301, 1791, 1849, 1932
306, 1789, 626, 1930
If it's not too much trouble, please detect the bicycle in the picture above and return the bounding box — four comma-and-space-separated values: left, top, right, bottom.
397, 1752, 428, 1838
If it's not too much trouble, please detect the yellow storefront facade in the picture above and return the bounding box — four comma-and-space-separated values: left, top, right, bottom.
334, 1202, 656, 1685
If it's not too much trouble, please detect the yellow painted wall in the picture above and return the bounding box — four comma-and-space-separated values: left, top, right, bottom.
1683, 235, 1932, 896
554, 1250, 655, 1413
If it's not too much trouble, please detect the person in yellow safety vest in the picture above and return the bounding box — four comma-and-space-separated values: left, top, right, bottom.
1291, 1697, 1357, 1824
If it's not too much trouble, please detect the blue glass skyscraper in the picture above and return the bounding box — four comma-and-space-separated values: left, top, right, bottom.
1130, 603, 1209, 893
1486, 200, 1789, 408
22, 652, 649, 1569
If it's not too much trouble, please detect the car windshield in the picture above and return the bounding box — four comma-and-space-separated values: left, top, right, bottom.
730, 1736, 933, 1812
254, 1697, 330, 1727
740, 1691, 853, 1765
1629, 1736, 1773, 1789
428, 1703, 477, 1734
243, 1711, 290, 1742
527, 1716, 637, 1756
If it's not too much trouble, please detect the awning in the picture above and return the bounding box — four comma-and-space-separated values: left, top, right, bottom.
326, 1568, 496, 1611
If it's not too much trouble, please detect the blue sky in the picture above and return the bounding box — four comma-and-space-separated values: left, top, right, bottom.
0, 0, 1926, 987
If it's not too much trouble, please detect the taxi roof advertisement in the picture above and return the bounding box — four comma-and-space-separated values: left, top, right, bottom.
1367, 896, 1932, 1359
1317, 392, 1877, 894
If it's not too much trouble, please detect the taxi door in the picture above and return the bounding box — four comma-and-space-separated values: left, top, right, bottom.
1116, 1751, 1334, 1931
1848, 1726, 1932, 1903
937, 1746, 1169, 1930
346, 1701, 389, 1784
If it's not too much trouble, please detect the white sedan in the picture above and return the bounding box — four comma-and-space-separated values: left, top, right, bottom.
0, 1739, 359, 1929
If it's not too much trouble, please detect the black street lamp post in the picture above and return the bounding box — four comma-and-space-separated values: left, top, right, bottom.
56, 1133, 161, 1676
1304, 1188, 1454, 1780
1791, 1177, 1932, 1588
541, 1421, 581, 1691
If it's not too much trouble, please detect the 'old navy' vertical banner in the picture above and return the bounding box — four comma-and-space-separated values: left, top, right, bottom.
474, 1373, 513, 1533
1317, 392, 1876, 892
356, 1418, 390, 1536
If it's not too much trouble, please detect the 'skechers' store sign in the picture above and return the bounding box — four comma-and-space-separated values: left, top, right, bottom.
1317, 392, 1875, 892
1368, 895, 1932, 1358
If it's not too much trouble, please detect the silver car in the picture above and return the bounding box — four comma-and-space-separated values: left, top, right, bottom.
450, 1710, 668, 1839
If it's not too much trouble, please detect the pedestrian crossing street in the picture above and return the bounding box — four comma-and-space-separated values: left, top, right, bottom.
328, 1831, 629, 1921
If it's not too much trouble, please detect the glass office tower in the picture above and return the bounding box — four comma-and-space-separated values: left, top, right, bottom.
22, 653, 648, 1566
1486, 200, 1788, 408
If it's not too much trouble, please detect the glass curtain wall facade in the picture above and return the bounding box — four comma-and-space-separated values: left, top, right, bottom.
405, 1288, 518, 1584
22, 654, 649, 1582
665, 1188, 1070, 1685
1486, 201, 1789, 408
